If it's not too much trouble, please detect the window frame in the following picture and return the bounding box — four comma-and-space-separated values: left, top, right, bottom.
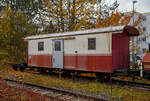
143, 16, 146, 21
88, 38, 96, 50
38, 41, 44, 51
54, 41, 61, 51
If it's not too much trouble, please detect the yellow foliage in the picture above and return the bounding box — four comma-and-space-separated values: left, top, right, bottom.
95, 11, 143, 35
45, 0, 97, 31
134, 15, 142, 26
0, 5, 37, 63
120, 14, 132, 25
74, 24, 82, 31
96, 12, 130, 26
138, 26, 144, 34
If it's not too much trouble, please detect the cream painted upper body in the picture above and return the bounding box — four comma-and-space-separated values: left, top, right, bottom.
28, 32, 112, 55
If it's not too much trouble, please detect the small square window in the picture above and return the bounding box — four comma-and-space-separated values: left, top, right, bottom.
88, 38, 96, 50
38, 42, 44, 51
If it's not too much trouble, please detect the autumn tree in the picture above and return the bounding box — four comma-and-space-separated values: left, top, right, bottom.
97, 0, 119, 18
0, 6, 38, 63
43, 0, 121, 33
44, 0, 98, 32
95, 0, 142, 33
0, 0, 46, 24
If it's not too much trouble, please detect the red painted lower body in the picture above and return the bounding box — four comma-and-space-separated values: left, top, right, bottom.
142, 62, 150, 71
28, 54, 52, 67
64, 55, 112, 73
28, 54, 113, 73
144, 68, 150, 71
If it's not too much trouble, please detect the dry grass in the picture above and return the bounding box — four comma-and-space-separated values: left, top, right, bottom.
0, 66, 150, 101
116, 75, 150, 84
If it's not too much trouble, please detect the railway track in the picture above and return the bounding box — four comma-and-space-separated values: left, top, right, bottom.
15, 68, 150, 92
5, 78, 123, 101
26, 69, 150, 92
112, 77, 150, 91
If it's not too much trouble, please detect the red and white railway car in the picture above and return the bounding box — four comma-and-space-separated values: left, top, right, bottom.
24, 25, 139, 73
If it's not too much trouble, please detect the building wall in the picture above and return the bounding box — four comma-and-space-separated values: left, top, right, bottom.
135, 12, 150, 61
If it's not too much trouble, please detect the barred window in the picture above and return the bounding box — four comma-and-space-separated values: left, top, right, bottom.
38, 42, 44, 51
88, 38, 96, 50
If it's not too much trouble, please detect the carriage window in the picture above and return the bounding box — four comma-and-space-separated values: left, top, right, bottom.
143, 16, 146, 21
38, 42, 44, 51
55, 41, 61, 51
88, 38, 96, 50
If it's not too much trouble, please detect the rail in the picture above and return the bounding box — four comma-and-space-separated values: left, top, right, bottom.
112, 77, 150, 91
5, 78, 123, 101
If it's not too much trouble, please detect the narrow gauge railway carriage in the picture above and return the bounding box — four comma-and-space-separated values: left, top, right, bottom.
24, 25, 139, 74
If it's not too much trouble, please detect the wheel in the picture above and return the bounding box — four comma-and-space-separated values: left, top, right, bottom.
96, 73, 111, 82
48, 69, 53, 74
20, 66, 25, 72
12, 64, 18, 71
40, 68, 46, 74
37, 68, 41, 72
29, 67, 34, 71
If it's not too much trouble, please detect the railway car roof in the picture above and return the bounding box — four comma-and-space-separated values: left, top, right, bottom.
24, 25, 139, 40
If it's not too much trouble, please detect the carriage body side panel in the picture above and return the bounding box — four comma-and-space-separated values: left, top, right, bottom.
28, 39, 52, 68
63, 33, 113, 73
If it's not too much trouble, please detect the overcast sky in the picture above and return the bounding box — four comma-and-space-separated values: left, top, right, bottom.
116, 0, 150, 13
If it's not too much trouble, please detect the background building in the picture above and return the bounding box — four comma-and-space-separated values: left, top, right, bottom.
136, 12, 150, 59
130, 12, 150, 66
